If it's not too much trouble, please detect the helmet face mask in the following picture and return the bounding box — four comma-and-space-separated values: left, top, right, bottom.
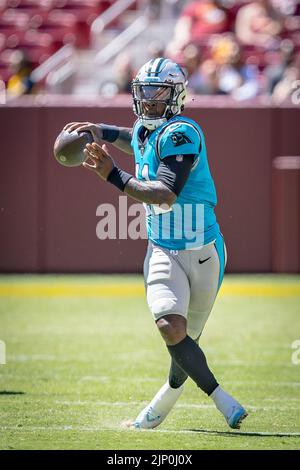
132, 83, 174, 121
140, 100, 168, 119
132, 59, 187, 130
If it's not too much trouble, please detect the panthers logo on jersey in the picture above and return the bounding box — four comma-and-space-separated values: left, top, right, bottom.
170, 131, 192, 147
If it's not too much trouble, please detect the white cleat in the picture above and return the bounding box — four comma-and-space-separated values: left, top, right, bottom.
131, 406, 165, 429
211, 385, 248, 430
125, 381, 184, 430
225, 404, 248, 429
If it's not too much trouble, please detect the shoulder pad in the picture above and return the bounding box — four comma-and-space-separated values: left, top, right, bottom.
157, 121, 201, 159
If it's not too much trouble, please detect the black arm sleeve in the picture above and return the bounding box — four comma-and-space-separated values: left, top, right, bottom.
100, 124, 120, 143
156, 155, 195, 196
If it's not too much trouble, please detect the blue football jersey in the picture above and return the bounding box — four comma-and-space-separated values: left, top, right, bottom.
131, 115, 220, 250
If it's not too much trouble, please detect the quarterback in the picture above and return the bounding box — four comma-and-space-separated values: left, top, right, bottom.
64, 58, 248, 430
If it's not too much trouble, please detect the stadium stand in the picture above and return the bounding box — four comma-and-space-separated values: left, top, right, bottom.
0, 0, 299, 101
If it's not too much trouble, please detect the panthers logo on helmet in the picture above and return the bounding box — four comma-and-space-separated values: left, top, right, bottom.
171, 132, 192, 147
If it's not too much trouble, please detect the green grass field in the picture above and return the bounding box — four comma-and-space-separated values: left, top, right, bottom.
0, 274, 300, 450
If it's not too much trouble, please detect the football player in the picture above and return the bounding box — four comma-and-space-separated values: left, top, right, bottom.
63, 58, 248, 430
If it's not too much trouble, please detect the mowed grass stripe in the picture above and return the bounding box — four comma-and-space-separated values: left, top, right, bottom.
0, 283, 299, 297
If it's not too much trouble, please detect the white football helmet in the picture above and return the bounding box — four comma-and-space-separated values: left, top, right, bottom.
131, 58, 187, 130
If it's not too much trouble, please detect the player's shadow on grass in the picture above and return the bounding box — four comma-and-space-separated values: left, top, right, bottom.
188, 429, 300, 437
0, 391, 25, 395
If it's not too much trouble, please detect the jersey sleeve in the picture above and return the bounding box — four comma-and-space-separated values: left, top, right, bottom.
157, 122, 201, 159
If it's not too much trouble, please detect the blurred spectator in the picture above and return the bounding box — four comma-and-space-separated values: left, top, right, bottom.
113, 52, 135, 93
7, 50, 36, 98
144, 0, 162, 21
211, 34, 260, 99
272, 0, 298, 16
272, 61, 300, 103
199, 58, 219, 94
163, 0, 190, 19
167, 1, 230, 58
182, 43, 211, 94
265, 39, 295, 93
143, 0, 188, 21
148, 40, 165, 60
100, 52, 135, 97
235, 0, 284, 48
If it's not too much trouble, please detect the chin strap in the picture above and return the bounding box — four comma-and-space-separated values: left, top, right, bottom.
140, 117, 167, 130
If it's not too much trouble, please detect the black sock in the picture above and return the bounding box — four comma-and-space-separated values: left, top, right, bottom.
169, 358, 188, 389
169, 335, 202, 388
167, 335, 218, 395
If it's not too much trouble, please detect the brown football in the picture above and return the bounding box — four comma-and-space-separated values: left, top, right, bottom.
54, 130, 93, 167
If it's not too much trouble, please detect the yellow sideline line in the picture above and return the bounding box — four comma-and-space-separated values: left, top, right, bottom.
0, 283, 299, 297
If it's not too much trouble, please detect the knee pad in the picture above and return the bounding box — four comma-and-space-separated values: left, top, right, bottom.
150, 298, 177, 318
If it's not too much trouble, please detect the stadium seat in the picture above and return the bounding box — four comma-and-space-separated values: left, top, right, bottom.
10, 30, 55, 65
34, 11, 78, 48
0, 10, 29, 48
6, 0, 52, 8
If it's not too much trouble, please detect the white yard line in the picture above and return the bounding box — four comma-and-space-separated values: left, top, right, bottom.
0, 425, 300, 437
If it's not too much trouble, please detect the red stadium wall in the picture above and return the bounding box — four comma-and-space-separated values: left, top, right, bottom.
0, 97, 299, 273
